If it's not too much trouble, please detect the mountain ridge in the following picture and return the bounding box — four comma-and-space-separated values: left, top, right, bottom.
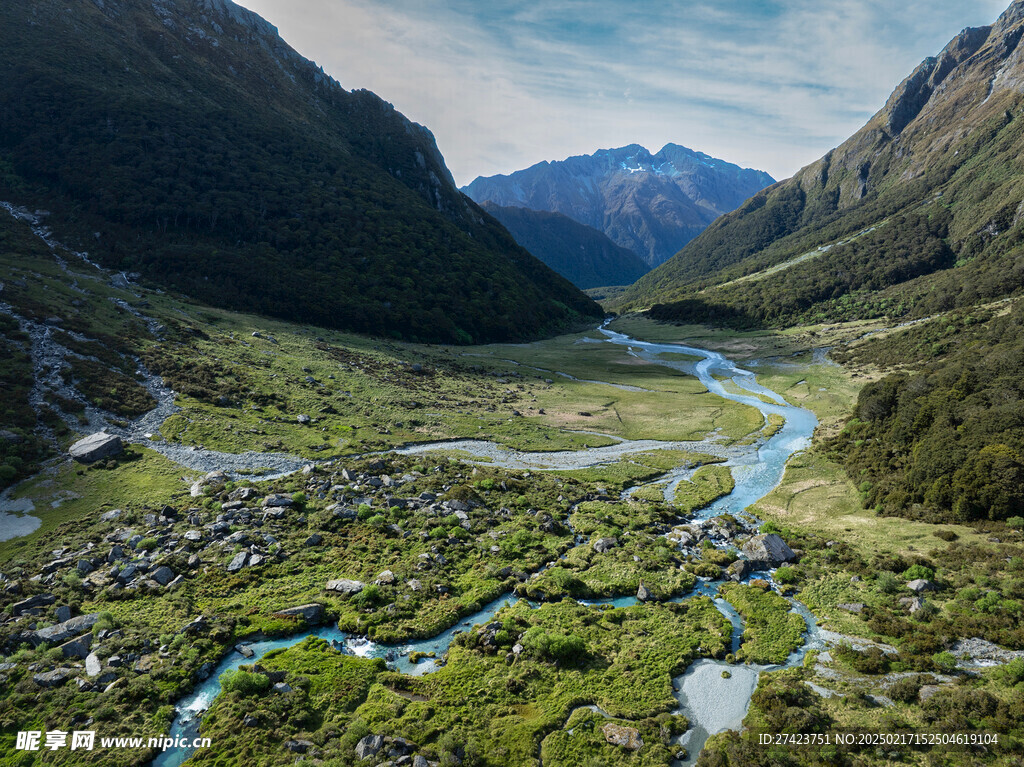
616, 0, 1024, 326
463, 143, 774, 268
0, 0, 602, 344
478, 202, 649, 289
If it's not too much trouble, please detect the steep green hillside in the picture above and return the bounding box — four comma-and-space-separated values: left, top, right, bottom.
0, 0, 600, 344
480, 203, 649, 289
616, 0, 1024, 529
619, 2, 1024, 327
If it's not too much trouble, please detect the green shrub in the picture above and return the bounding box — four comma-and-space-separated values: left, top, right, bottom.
521, 627, 586, 665
137, 537, 159, 552
1007, 516, 1024, 530
902, 564, 935, 581
774, 566, 798, 584
356, 504, 374, 520
220, 668, 271, 696
932, 651, 957, 672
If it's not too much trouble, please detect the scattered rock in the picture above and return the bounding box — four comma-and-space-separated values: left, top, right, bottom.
226, 552, 248, 572
12, 594, 56, 616
741, 534, 796, 569
69, 433, 123, 463
326, 578, 364, 595
837, 603, 865, 614
593, 537, 618, 554
58, 633, 93, 659
85, 653, 102, 678
150, 566, 175, 586
602, 723, 643, 751
32, 614, 101, 646
272, 604, 325, 624
262, 494, 294, 508
33, 668, 74, 688
296, 414, 311, 425
726, 559, 753, 581
356, 734, 385, 760
375, 570, 396, 586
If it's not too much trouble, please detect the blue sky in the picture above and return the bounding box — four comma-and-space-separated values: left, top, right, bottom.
241, 0, 1011, 185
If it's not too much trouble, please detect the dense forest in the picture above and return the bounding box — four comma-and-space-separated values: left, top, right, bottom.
827, 301, 1024, 524
0, 0, 601, 344
480, 203, 650, 289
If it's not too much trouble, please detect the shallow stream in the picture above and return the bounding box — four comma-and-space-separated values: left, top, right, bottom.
155, 321, 822, 766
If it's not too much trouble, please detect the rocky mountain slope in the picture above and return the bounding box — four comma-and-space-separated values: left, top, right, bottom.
464, 144, 774, 268
479, 202, 649, 289
619, 0, 1024, 324
0, 0, 601, 344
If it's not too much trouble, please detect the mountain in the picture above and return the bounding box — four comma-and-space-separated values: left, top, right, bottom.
619, 0, 1024, 326
616, 0, 1024, 527
463, 144, 775, 268
478, 202, 649, 289
0, 0, 601, 344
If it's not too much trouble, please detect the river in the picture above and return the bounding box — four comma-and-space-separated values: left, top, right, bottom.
154, 321, 822, 767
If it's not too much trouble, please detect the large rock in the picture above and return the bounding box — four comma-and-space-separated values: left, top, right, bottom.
33, 614, 101, 646
602, 722, 644, 751
593, 536, 618, 554
741, 534, 795, 569
12, 593, 56, 616
726, 559, 753, 581
636, 582, 653, 602
33, 668, 74, 688
150, 566, 175, 586
85, 653, 102, 678
272, 604, 325, 624
355, 734, 385, 760
326, 579, 364, 595
69, 432, 123, 463
58, 633, 93, 659
907, 579, 938, 593
226, 552, 248, 572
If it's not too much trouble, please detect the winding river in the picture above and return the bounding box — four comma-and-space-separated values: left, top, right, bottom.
154, 322, 822, 767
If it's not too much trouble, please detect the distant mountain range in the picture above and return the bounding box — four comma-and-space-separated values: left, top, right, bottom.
464, 144, 775, 268
479, 203, 649, 289
0, 0, 601, 344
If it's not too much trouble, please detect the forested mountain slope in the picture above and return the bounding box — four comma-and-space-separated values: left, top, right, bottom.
479, 203, 649, 289
620, 0, 1024, 328
0, 0, 601, 344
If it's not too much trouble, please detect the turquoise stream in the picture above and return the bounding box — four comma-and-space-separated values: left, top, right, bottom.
154, 324, 821, 766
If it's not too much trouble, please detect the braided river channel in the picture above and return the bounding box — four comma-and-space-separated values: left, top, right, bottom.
155, 322, 825, 767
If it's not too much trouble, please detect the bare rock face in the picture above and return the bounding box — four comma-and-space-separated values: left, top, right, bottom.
69, 432, 123, 463
602, 722, 644, 751
741, 534, 795, 569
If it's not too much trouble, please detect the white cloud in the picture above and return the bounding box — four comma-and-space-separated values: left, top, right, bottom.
238, 0, 1015, 184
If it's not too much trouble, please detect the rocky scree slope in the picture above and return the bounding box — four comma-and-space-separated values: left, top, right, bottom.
0, 0, 601, 344
464, 144, 774, 268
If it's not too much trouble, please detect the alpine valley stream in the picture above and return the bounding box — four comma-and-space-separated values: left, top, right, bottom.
154, 321, 826, 767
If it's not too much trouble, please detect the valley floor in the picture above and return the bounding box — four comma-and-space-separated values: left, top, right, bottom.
0, 209, 1022, 767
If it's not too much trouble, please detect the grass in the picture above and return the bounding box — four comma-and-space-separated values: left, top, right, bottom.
718, 583, 806, 665
750, 450, 990, 560
673, 465, 735, 513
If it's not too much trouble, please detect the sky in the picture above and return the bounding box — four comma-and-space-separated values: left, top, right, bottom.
240, 0, 1011, 186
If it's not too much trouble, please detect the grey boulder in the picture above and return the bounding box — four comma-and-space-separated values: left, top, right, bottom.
741, 534, 796, 569
69, 432, 123, 463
